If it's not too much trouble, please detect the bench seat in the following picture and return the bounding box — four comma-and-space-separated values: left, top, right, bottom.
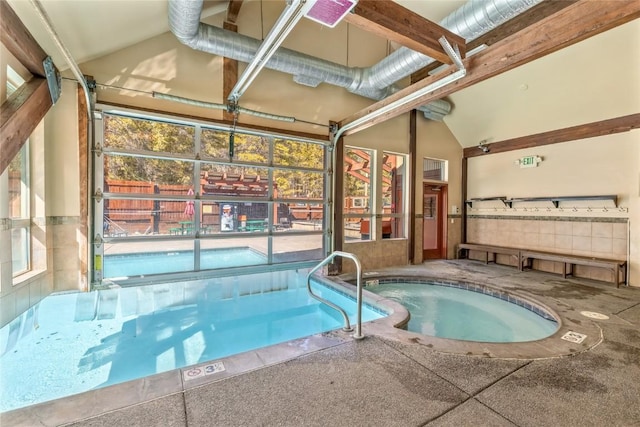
457, 243, 521, 266
520, 250, 626, 287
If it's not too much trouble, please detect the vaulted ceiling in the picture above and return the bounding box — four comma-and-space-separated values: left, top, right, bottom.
6, 0, 639, 148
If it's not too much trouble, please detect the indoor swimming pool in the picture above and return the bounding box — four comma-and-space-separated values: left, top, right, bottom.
103, 247, 267, 278
0, 269, 384, 412
366, 279, 558, 342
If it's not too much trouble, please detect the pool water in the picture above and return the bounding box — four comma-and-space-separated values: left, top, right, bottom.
104, 247, 267, 278
0, 271, 384, 412
367, 281, 558, 342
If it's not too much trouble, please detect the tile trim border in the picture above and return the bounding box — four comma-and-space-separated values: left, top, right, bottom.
467, 215, 628, 223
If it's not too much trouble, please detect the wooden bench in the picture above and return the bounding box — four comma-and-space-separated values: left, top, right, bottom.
457, 243, 521, 267
520, 250, 627, 287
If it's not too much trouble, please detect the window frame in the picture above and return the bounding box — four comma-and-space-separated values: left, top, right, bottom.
93, 106, 329, 284
381, 150, 408, 240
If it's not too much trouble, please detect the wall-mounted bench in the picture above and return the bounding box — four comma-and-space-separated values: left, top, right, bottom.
457, 243, 521, 267
520, 250, 627, 288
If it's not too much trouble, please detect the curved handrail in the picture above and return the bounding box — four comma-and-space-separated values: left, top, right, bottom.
307, 251, 364, 339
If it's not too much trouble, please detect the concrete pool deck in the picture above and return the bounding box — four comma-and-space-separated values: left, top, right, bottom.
3, 260, 639, 426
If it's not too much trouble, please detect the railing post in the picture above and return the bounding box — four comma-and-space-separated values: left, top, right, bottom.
307, 251, 364, 339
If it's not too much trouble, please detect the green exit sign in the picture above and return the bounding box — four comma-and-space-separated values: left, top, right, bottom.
517, 155, 541, 168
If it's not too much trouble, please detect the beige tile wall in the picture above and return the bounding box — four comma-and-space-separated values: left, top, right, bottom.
342, 239, 408, 274
50, 217, 87, 292
0, 217, 85, 328
467, 216, 628, 283
0, 217, 54, 328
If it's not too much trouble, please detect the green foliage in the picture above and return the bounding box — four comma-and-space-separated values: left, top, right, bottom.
103, 114, 325, 199
104, 116, 195, 185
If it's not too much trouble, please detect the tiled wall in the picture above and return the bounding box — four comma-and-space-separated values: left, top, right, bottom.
0, 216, 86, 328
0, 217, 53, 328
342, 239, 408, 274
467, 216, 628, 282
50, 216, 87, 293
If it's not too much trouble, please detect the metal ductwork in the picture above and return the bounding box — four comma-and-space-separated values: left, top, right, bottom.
168, 0, 542, 121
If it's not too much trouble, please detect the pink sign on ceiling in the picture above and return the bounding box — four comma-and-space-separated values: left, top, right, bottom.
305, 0, 357, 28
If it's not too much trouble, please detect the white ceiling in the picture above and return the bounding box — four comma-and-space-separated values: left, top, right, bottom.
7, 0, 230, 66
7, 0, 462, 67
7, 0, 638, 148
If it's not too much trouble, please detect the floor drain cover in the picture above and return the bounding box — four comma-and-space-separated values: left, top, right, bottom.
580, 311, 609, 320
561, 331, 587, 344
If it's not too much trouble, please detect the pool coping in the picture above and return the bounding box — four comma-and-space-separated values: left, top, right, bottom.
2, 268, 605, 425
2, 332, 351, 426
328, 271, 603, 360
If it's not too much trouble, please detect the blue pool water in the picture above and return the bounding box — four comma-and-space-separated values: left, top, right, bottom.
0, 270, 384, 412
104, 247, 266, 278
367, 281, 558, 342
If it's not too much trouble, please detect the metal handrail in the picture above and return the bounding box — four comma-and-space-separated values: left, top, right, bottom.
307, 251, 364, 339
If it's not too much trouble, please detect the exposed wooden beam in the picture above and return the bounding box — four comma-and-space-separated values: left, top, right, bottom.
344, 0, 466, 64
463, 114, 640, 158
0, 77, 52, 173
222, 21, 238, 121
409, 109, 416, 263
411, 0, 579, 83
332, 120, 344, 263
0, 0, 48, 77
226, 0, 243, 23
339, 0, 640, 136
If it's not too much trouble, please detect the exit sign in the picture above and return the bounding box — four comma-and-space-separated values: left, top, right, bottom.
516, 155, 542, 168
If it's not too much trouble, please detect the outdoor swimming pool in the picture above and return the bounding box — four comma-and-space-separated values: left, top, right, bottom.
366, 279, 558, 342
0, 269, 384, 412
103, 247, 267, 278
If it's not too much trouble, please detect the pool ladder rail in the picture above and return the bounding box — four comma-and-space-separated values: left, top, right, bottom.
306, 251, 365, 340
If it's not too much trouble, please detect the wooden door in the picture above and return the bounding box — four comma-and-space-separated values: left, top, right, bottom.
423, 184, 447, 259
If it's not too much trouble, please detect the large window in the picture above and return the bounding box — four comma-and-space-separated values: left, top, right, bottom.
343, 147, 374, 241
343, 147, 407, 242
6, 64, 31, 278
9, 143, 30, 276
96, 110, 328, 282
381, 151, 406, 239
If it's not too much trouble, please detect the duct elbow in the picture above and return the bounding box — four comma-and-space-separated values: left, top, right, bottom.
419, 99, 452, 121
168, 0, 204, 46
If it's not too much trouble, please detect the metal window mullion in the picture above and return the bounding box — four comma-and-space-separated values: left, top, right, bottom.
194, 125, 201, 271
267, 135, 274, 264
103, 193, 195, 201
100, 105, 329, 146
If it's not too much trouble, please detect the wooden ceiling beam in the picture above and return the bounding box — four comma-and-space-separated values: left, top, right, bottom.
226, 0, 243, 24
0, 1, 57, 174
222, 21, 238, 121
0, 78, 52, 173
463, 114, 640, 158
338, 0, 640, 136
411, 0, 579, 83
0, 0, 48, 77
344, 0, 466, 64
